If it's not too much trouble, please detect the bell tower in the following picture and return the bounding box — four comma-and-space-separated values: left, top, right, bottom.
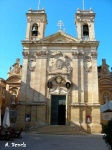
75, 8, 95, 41
25, 9, 47, 41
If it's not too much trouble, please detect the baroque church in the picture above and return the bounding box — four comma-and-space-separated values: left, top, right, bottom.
0, 7, 112, 133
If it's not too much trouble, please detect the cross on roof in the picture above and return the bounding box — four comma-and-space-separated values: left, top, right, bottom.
57, 20, 64, 31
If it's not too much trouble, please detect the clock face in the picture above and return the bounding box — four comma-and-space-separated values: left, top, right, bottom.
55, 76, 62, 84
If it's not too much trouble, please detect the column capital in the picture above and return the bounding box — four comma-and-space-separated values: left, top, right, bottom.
22, 52, 29, 59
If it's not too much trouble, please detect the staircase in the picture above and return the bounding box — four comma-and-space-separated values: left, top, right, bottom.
31, 125, 87, 135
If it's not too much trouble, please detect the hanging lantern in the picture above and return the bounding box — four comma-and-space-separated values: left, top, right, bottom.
47, 81, 52, 89
66, 82, 71, 89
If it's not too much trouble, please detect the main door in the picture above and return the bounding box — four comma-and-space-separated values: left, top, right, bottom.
51, 95, 66, 125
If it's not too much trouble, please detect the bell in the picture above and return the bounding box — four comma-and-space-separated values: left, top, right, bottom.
32, 26, 37, 31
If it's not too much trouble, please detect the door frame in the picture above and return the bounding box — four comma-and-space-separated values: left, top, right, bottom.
48, 94, 68, 125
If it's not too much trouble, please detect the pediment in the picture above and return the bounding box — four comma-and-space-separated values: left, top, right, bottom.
40, 31, 78, 43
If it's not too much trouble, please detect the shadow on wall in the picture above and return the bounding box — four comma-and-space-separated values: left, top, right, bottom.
15, 80, 48, 130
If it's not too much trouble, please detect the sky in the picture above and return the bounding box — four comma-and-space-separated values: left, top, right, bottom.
0, 0, 112, 79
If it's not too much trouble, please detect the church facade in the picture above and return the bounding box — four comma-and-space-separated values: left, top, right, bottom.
14, 8, 102, 133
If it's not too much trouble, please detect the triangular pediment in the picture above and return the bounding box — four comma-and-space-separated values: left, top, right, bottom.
40, 31, 78, 43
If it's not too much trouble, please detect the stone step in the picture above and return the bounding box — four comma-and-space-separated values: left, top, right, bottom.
33, 125, 87, 135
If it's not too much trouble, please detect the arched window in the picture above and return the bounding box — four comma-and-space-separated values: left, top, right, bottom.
83, 24, 89, 37
32, 24, 38, 36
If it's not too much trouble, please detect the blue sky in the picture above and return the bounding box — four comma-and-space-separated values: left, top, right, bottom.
0, 0, 112, 79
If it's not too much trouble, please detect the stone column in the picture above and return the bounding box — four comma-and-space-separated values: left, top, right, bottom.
33, 56, 41, 102
78, 51, 84, 103
91, 52, 99, 104
72, 50, 78, 104
34, 50, 47, 102
20, 52, 29, 102
26, 20, 31, 40
87, 72, 92, 104
71, 106, 80, 126
39, 55, 47, 102
26, 54, 36, 102
91, 106, 101, 133
76, 23, 82, 39
84, 55, 92, 104
80, 106, 87, 130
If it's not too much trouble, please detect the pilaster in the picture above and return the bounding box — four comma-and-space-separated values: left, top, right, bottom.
26, 20, 30, 40
72, 49, 78, 104
78, 51, 84, 103
34, 50, 48, 102
40, 51, 47, 102
91, 52, 99, 104
33, 56, 41, 102
84, 54, 92, 104
20, 52, 29, 102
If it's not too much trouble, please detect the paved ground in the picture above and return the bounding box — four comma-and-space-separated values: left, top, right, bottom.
0, 132, 107, 150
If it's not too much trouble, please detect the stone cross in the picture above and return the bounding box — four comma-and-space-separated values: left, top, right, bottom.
57, 20, 64, 31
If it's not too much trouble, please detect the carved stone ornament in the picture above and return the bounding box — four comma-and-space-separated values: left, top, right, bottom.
13, 64, 21, 74
22, 52, 29, 59
91, 52, 97, 59
72, 51, 84, 59
56, 59, 63, 69
49, 86, 68, 95
51, 51, 62, 58
28, 56, 36, 72
36, 51, 48, 58
8, 58, 22, 76
47, 76, 71, 95
47, 56, 72, 75
72, 52, 79, 59
84, 56, 92, 72
78, 51, 84, 59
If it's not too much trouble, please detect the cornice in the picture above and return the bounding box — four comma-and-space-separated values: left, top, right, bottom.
21, 40, 99, 47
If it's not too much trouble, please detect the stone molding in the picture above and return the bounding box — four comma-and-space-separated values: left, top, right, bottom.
27, 17, 45, 24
